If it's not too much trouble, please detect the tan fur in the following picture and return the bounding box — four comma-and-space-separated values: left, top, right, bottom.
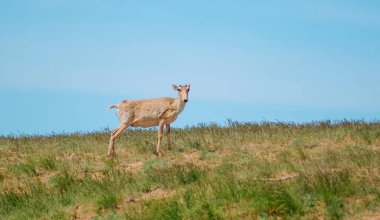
107, 84, 190, 156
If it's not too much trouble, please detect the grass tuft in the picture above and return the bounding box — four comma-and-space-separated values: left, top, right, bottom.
96, 192, 118, 213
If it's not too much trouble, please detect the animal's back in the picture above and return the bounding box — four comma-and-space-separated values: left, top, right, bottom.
118, 97, 174, 111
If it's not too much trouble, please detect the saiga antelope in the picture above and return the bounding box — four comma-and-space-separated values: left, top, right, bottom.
107, 84, 190, 156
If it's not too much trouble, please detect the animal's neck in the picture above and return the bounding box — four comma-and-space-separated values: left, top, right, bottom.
174, 96, 185, 112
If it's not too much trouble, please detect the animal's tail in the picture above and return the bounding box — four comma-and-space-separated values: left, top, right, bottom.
108, 104, 119, 110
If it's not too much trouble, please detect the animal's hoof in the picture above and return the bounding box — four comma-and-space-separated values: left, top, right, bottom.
107, 152, 116, 157
154, 151, 162, 157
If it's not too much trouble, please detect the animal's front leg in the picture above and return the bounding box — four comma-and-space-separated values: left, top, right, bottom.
155, 120, 164, 156
166, 124, 171, 150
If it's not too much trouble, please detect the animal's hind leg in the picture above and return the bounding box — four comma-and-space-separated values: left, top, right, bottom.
107, 123, 129, 156
111, 128, 119, 136
108, 127, 120, 155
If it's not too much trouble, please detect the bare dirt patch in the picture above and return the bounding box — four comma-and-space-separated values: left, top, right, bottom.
349, 212, 380, 220
64, 152, 76, 161
174, 151, 220, 169
140, 187, 176, 201
244, 142, 284, 161
124, 187, 177, 205
88, 171, 105, 180
72, 204, 97, 220
268, 172, 299, 181
0, 150, 23, 163
38, 171, 58, 183
183, 151, 201, 164
121, 161, 144, 173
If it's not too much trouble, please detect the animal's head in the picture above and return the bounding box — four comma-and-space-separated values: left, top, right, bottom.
172, 84, 191, 103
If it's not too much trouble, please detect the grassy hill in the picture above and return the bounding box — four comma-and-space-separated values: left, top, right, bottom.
0, 121, 379, 219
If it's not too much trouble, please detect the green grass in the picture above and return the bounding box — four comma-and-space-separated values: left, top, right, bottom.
0, 120, 380, 219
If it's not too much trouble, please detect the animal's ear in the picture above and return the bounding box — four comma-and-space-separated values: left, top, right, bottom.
172, 84, 180, 91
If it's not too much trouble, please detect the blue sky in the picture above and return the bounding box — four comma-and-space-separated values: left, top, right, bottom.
1, 1, 379, 135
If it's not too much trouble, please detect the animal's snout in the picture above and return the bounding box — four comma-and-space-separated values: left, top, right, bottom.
184, 99, 188, 103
